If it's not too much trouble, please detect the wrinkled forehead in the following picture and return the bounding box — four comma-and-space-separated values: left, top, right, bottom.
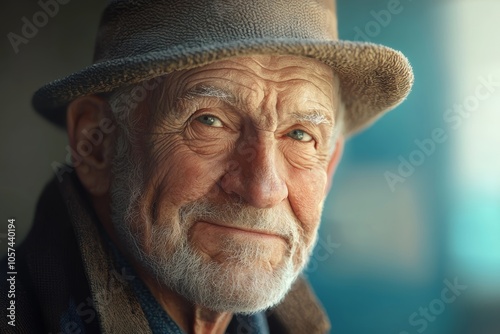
163, 55, 340, 103
111, 55, 342, 131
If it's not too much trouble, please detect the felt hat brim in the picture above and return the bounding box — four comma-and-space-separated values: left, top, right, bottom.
32, 38, 413, 136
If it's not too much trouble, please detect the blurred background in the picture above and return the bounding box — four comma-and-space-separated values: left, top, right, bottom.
1, 0, 499, 333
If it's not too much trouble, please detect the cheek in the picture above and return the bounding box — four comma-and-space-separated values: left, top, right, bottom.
154, 151, 226, 207
145, 130, 235, 205
147, 132, 236, 208
287, 168, 328, 236
135, 149, 226, 252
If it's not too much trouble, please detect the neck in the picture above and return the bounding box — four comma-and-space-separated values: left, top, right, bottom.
193, 306, 233, 334
141, 269, 233, 334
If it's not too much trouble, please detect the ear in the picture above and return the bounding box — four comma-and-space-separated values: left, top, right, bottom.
67, 95, 115, 197
325, 135, 344, 194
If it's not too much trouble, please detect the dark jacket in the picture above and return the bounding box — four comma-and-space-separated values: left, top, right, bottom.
1, 172, 330, 333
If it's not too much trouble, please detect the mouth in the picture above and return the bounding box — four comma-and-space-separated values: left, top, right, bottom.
194, 221, 289, 245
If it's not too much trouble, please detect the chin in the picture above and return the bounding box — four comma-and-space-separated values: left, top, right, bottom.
141, 237, 306, 314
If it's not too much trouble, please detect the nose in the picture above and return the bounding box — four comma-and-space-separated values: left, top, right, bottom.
219, 136, 288, 208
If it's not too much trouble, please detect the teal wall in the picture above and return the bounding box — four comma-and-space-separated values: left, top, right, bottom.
309, 1, 500, 333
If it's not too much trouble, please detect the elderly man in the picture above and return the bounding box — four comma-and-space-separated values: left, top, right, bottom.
1, 0, 412, 333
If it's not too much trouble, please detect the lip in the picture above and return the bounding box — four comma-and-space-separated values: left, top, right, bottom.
195, 221, 287, 243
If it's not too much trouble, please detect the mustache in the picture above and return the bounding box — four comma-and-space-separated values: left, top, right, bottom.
178, 200, 300, 246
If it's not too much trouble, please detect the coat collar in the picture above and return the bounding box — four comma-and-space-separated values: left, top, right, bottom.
57, 172, 331, 333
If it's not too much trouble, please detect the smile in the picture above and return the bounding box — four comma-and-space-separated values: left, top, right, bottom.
194, 221, 288, 244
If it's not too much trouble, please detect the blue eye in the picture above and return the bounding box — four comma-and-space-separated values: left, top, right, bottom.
196, 115, 223, 128
287, 129, 313, 142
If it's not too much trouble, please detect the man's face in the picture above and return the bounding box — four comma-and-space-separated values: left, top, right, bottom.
110, 55, 342, 313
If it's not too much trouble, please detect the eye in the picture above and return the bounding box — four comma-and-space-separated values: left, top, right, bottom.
287, 129, 313, 142
195, 115, 223, 128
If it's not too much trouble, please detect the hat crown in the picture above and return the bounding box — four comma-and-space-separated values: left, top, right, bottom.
94, 0, 338, 62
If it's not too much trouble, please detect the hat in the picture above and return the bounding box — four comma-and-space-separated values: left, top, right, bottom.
32, 0, 414, 135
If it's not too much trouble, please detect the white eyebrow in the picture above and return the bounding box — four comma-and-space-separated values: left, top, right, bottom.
182, 85, 235, 104
180, 86, 333, 126
291, 110, 333, 126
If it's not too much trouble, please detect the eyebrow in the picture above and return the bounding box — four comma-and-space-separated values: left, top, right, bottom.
177, 85, 334, 126
290, 109, 333, 126
180, 85, 236, 104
